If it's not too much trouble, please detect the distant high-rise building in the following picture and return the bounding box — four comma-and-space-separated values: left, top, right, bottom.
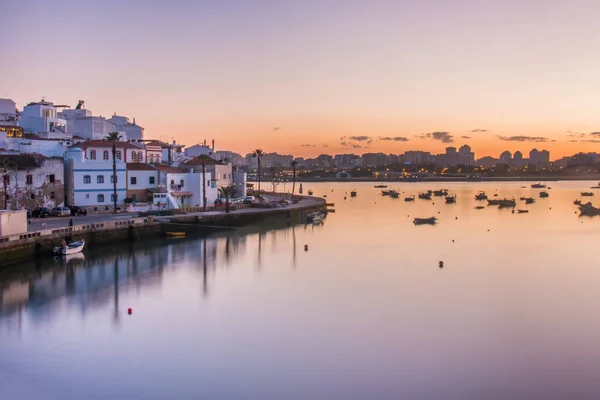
499, 151, 512, 163
362, 153, 388, 166
403, 151, 433, 165
458, 145, 475, 166
529, 148, 540, 163
459, 145, 471, 154
446, 147, 457, 155
513, 151, 523, 161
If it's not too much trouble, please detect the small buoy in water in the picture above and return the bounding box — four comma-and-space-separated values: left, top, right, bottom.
304, 245, 308, 251
455, 216, 458, 220
128, 308, 132, 315
344, 197, 346, 200
438, 211, 441, 214
452, 239, 454, 242
439, 261, 444, 268
487, 229, 490, 231
512, 210, 515, 214
549, 207, 552, 210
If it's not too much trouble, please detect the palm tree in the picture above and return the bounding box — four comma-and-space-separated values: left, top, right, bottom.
196, 155, 212, 211
251, 149, 264, 196
290, 160, 298, 196
105, 132, 122, 213
218, 185, 236, 213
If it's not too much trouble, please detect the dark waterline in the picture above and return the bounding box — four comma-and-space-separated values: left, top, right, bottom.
2, 181, 600, 399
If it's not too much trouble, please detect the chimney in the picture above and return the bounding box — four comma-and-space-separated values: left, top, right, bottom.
212, 139, 215, 151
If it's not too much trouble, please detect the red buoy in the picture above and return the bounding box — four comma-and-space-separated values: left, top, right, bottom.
128, 308, 132, 315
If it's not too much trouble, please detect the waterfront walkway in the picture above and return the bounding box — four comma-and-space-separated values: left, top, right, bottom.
27, 196, 325, 232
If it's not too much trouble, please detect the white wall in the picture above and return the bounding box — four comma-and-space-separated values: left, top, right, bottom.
0, 210, 27, 237
185, 144, 212, 157
127, 170, 158, 190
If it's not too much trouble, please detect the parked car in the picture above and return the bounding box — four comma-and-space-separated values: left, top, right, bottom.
50, 206, 71, 217
243, 196, 255, 204
69, 206, 88, 216
31, 207, 51, 218
214, 198, 225, 207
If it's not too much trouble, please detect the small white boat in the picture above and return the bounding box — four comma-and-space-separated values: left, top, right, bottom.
306, 211, 325, 222
54, 239, 85, 255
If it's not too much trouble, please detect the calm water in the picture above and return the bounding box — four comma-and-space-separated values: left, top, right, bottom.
2, 181, 600, 399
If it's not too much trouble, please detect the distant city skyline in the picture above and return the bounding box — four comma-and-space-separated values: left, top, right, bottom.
4, 1, 600, 158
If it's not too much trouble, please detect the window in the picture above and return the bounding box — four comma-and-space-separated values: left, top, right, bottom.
111, 175, 117, 183
103, 150, 109, 160
30, 193, 35, 200
85, 194, 90, 199
138, 151, 143, 161
149, 176, 155, 184
49, 174, 55, 183
26, 174, 33, 185
97, 175, 104, 184
50, 192, 55, 199
83, 175, 91, 184
90, 150, 96, 160
116, 151, 122, 160
132, 152, 137, 162
97, 194, 105, 203
131, 194, 137, 201
170, 180, 174, 185
180, 179, 184, 186
130, 177, 137, 185
111, 194, 117, 202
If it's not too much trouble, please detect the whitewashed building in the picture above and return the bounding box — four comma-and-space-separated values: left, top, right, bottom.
0, 99, 17, 126
108, 115, 144, 140
19, 100, 68, 136
152, 165, 218, 209
126, 163, 158, 203
64, 148, 127, 210
71, 140, 146, 164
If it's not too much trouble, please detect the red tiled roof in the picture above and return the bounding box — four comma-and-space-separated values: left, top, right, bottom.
69, 140, 140, 150
126, 163, 156, 171
183, 157, 220, 166
154, 164, 184, 173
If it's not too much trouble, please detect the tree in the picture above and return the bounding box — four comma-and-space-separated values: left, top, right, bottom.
251, 149, 264, 196
105, 132, 122, 213
196, 155, 212, 211
218, 185, 236, 213
270, 166, 277, 192
290, 160, 298, 196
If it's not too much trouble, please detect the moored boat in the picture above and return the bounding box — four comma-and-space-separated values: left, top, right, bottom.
574, 199, 582, 205
433, 189, 448, 196
581, 192, 594, 196
418, 191, 432, 200
499, 198, 516, 207
306, 211, 325, 222
374, 185, 387, 188
404, 195, 415, 202
531, 183, 546, 188
445, 194, 456, 203
539, 191, 549, 198
474, 191, 488, 200
53, 239, 85, 255
389, 190, 399, 198
525, 197, 535, 204
308, 190, 313, 195
579, 202, 600, 215
413, 217, 437, 225
382, 190, 391, 196
487, 199, 501, 205
517, 209, 529, 213
350, 190, 357, 197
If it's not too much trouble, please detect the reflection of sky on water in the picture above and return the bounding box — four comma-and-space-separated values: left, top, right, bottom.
2, 181, 600, 398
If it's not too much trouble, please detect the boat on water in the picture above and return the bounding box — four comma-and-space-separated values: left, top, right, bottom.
574, 199, 582, 205
166, 232, 186, 238
404, 195, 415, 202
350, 190, 357, 197
475, 206, 485, 209
581, 192, 594, 196
381, 190, 391, 196
418, 191, 432, 200
433, 189, 448, 196
525, 197, 535, 204
487, 199, 501, 205
531, 183, 546, 189
517, 209, 529, 213
499, 198, 516, 207
389, 190, 399, 198
308, 190, 313, 195
374, 185, 388, 188
413, 217, 437, 225
53, 239, 85, 255
591, 182, 600, 189
306, 211, 325, 222
539, 191, 549, 198
579, 202, 600, 215
474, 191, 488, 200
445, 194, 456, 203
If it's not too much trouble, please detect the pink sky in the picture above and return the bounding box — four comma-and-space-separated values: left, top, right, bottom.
3, 0, 600, 159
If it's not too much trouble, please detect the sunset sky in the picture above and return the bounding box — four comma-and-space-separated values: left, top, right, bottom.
4, 0, 600, 159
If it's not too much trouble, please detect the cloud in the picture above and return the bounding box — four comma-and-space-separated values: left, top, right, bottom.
569, 139, 600, 143
321, 143, 329, 148
340, 141, 365, 149
496, 135, 551, 142
366, 139, 373, 144
470, 129, 488, 133
379, 136, 409, 142
348, 135, 371, 141
461, 136, 471, 139
301, 144, 316, 148
418, 131, 454, 143
590, 132, 600, 136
